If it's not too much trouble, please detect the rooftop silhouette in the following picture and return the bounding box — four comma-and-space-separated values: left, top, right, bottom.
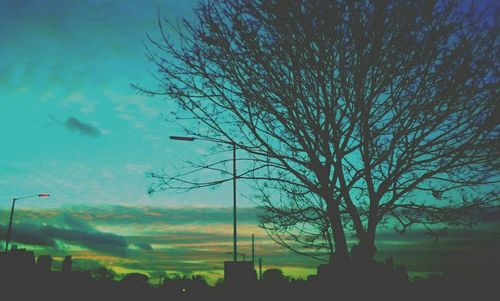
0, 244, 498, 300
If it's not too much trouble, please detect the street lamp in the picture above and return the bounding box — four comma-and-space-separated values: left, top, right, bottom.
169, 135, 238, 262
4, 193, 50, 251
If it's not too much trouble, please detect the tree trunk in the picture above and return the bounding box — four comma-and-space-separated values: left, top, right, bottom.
354, 227, 377, 264
326, 201, 350, 265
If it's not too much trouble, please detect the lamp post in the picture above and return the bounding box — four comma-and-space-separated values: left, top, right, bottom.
170, 136, 238, 262
4, 193, 50, 251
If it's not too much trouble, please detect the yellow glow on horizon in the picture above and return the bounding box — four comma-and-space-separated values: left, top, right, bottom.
94, 223, 266, 236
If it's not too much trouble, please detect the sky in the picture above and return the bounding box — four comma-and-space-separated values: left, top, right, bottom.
0, 0, 499, 285
0, 0, 309, 283
0, 0, 247, 207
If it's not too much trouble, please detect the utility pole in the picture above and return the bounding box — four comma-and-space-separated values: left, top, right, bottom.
252, 234, 255, 268
170, 136, 239, 262
233, 142, 237, 262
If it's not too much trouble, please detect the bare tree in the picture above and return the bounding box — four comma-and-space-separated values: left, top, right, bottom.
138, 0, 499, 264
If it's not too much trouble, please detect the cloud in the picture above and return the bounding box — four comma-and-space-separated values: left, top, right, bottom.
57, 91, 96, 114
0, 224, 55, 247
0, 206, 251, 259
45, 225, 128, 256
64, 116, 102, 137
105, 90, 160, 129
59, 213, 94, 231
64, 205, 262, 226
134, 242, 153, 251
0, 213, 129, 256
2, 205, 498, 284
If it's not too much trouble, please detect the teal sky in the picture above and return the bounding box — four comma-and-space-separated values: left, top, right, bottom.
0, 0, 307, 282
0, 0, 255, 208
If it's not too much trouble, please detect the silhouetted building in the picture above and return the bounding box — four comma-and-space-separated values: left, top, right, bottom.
0, 246, 36, 276
37, 255, 53, 272
223, 261, 257, 289
62, 255, 72, 272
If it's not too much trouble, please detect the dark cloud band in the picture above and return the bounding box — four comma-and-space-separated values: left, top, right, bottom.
0, 215, 128, 256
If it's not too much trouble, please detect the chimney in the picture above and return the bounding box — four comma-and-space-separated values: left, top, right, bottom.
62, 255, 72, 272
37, 255, 53, 272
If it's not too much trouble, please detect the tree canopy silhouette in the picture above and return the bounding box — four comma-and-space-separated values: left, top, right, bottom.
138, 0, 499, 263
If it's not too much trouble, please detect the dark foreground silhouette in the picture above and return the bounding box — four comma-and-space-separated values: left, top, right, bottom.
1, 246, 498, 300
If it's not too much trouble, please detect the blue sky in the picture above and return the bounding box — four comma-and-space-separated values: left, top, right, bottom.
0, 0, 255, 209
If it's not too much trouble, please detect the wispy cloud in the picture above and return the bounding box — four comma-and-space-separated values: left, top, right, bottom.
105, 90, 162, 129
57, 91, 96, 114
